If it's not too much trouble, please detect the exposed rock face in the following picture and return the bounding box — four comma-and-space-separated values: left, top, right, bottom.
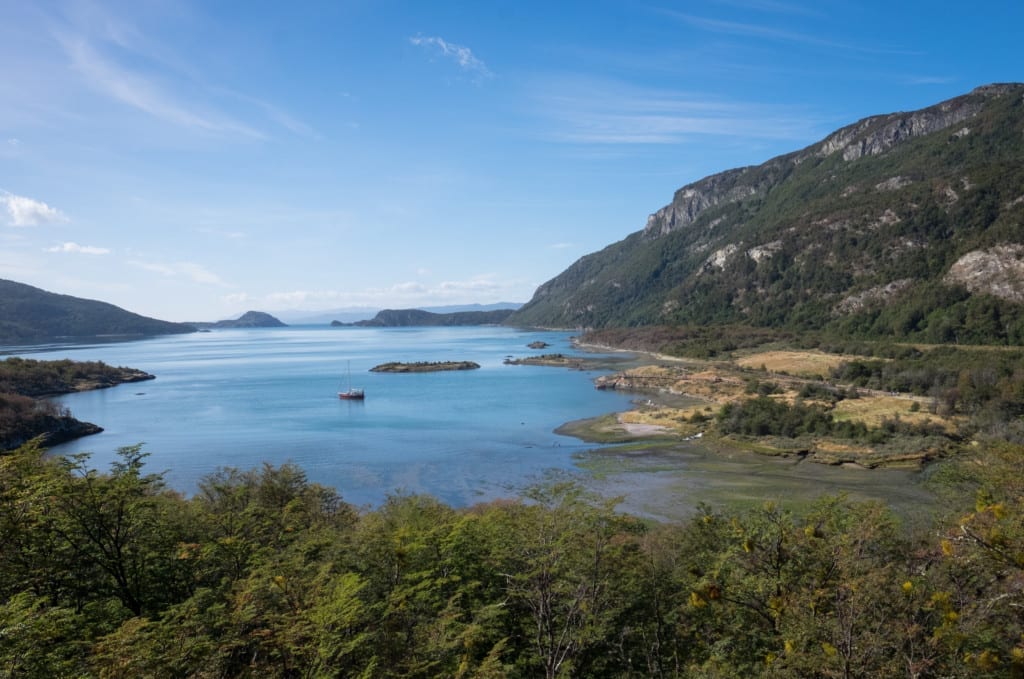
835, 279, 915, 315
643, 166, 772, 238
747, 241, 782, 263
817, 103, 982, 161
706, 244, 739, 270
945, 245, 1024, 303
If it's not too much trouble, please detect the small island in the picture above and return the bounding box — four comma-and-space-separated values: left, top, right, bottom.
370, 361, 481, 373
503, 353, 591, 368
527, 341, 550, 349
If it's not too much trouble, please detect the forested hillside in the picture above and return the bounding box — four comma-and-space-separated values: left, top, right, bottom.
0, 279, 194, 343
349, 308, 515, 326
509, 84, 1024, 343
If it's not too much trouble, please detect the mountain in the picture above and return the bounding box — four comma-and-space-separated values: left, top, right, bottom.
190, 311, 287, 329
279, 303, 521, 325
273, 307, 380, 324
0, 279, 194, 344
508, 84, 1024, 344
340, 308, 515, 327
420, 303, 522, 313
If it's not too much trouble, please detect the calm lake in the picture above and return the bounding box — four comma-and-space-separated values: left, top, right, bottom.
9, 326, 936, 518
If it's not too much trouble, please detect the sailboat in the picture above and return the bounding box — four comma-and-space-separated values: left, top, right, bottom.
338, 361, 365, 400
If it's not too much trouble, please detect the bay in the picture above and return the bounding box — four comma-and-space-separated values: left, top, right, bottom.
20, 326, 637, 507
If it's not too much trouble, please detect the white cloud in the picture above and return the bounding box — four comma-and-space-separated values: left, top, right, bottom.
662, 11, 920, 56
534, 76, 820, 144
47, 241, 110, 255
128, 259, 229, 286
258, 275, 521, 311
410, 35, 492, 78
1, 192, 69, 226
222, 292, 254, 306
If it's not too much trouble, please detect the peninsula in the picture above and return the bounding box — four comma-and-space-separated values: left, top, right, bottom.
0, 357, 155, 451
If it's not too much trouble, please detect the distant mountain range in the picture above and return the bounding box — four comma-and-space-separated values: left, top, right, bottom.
0, 279, 194, 344
336, 308, 515, 327
280, 303, 521, 325
507, 84, 1024, 344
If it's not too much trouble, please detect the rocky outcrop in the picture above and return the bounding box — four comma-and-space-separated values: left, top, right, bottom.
834, 279, 915, 315
0, 402, 103, 451
813, 84, 1020, 162
642, 164, 780, 238
944, 244, 1024, 303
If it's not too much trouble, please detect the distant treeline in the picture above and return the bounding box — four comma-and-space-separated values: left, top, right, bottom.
0, 357, 153, 397
340, 308, 515, 327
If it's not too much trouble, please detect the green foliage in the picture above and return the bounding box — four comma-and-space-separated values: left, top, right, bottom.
4, 441, 1024, 676
0, 357, 149, 397
718, 396, 861, 439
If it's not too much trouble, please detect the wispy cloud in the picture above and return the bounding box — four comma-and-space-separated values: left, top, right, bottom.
662, 11, 919, 56
129, 259, 229, 286
45, 2, 313, 140
1, 191, 69, 226
534, 77, 819, 144
906, 75, 956, 85
47, 241, 110, 255
58, 34, 266, 139
710, 0, 821, 16
410, 35, 493, 79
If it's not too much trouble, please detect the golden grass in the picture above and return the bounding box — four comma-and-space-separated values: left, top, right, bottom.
832, 395, 953, 431
735, 350, 857, 378
620, 407, 691, 427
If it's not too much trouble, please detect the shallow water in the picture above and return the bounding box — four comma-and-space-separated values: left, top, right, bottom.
579, 444, 937, 523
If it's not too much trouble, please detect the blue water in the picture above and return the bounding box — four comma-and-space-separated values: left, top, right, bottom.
13, 326, 635, 507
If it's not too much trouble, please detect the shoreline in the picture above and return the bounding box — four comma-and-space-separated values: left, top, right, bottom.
541, 338, 943, 521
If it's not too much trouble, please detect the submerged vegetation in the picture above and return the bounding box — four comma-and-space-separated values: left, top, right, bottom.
2, 440, 1024, 677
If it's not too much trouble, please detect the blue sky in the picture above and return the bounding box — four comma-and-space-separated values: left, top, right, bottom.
1, 0, 1021, 321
